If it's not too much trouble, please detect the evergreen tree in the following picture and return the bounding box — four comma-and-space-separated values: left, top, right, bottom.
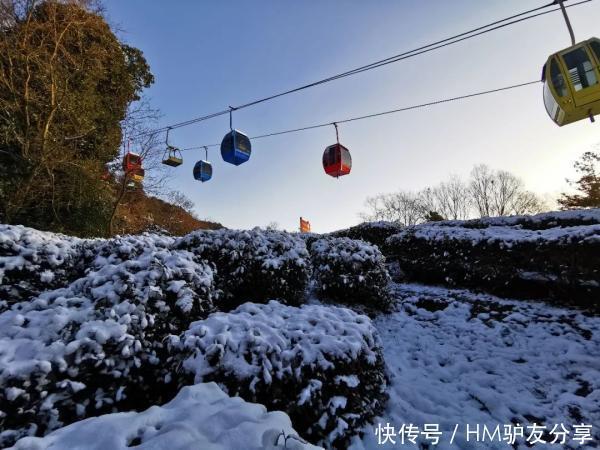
558, 151, 600, 209
425, 211, 445, 222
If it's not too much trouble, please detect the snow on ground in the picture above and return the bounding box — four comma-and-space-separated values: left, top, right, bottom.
350, 283, 600, 450
9, 382, 322, 450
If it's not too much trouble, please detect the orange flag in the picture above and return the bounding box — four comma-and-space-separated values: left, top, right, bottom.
300, 217, 311, 233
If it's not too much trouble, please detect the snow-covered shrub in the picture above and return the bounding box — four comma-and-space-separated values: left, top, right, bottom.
387, 220, 600, 306
296, 232, 321, 249
310, 237, 392, 310
453, 208, 600, 230
9, 382, 322, 450
173, 301, 387, 449
330, 221, 403, 251
175, 228, 311, 309
0, 225, 87, 306
0, 245, 216, 446
85, 232, 175, 262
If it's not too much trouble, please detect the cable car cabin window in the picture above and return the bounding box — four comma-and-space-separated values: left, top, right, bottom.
561, 47, 598, 91
204, 164, 213, 178
544, 79, 560, 121
324, 146, 340, 167
335, 146, 342, 164
590, 41, 600, 63
235, 132, 251, 155
200, 162, 212, 179
222, 133, 234, 151
550, 58, 567, 97
340, 146, 352, 166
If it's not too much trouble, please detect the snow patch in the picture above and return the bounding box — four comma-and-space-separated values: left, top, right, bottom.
8, 382, 322, 450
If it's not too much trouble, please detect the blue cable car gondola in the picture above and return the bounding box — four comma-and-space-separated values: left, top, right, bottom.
221, 108, 251, 165
193, 146, 213, 182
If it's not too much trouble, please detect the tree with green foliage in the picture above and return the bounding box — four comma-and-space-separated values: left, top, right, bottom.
0, 0, 153, 236
558, 151, 600, 209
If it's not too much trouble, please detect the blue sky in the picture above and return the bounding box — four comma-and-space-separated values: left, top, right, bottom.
104, 0, 600, 232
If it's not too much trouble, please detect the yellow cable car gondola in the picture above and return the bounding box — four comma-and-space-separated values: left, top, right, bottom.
162, 127, 183, 167
542, 1, 600, 126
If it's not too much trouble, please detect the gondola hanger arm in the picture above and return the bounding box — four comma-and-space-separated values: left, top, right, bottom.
555, 0, 576, 44
332, 122, 339, 144
228, 106, 237, 131
165, 127, 172, 147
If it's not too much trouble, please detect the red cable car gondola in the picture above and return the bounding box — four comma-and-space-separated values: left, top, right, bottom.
122, 152, 144, 182
323, 123, 351, 178
123, 152, 142, 172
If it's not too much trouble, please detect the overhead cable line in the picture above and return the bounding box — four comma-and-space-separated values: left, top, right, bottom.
182, 80, 540, 151
133, 0, 592, 139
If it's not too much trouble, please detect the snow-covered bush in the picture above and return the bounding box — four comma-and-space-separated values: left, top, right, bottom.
451, 208, 600, 230
86, 232, 175, 262
0, 225, 87, 306
176, 228, 311, 309
9, 382, 322, 450
310, 237, 392, 310
387, 220, 600, 306
173, 301, 387, 449
0, 244, 216, 446
330, 221, 403, 251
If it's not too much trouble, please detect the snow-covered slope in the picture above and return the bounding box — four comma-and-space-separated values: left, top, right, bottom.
351, 283, 600, 450
9, 382, 322, 450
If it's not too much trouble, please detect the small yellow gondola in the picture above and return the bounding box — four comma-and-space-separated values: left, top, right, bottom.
162, 127, 183, 167
542, 0, 600, 126
543, 37, 600, 126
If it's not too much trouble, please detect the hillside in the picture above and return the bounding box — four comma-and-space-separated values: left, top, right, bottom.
113, 189, 223, 236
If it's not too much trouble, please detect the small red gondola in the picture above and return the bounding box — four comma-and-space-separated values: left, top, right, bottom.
323, 123, 352, 178
123, 152, 142, 172
122, 152, 144, 182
